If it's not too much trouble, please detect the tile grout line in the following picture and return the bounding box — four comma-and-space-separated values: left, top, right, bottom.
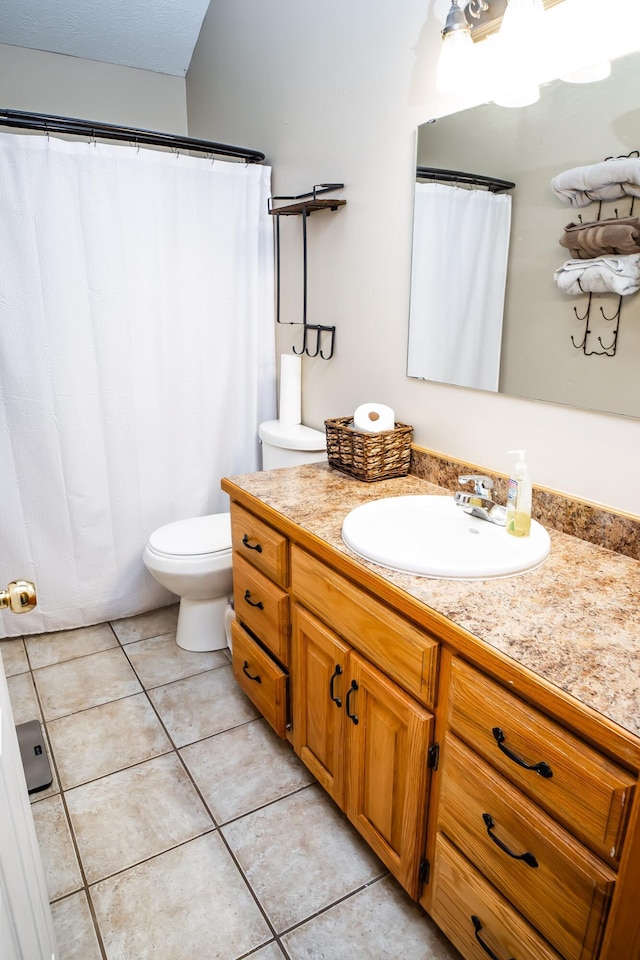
28, 660, 110, 960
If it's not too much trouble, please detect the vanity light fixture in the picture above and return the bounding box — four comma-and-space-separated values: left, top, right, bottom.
436, 0, 559, 103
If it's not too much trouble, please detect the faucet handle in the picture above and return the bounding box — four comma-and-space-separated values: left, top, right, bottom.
458, 475, 494, 497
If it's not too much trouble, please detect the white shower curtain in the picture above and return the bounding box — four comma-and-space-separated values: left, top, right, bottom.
407, 181, 512, 392
0, 133, 276, 637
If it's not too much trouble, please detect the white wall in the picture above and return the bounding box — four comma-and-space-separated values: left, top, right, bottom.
0, 43, 187, 132
185, 0, 638, 516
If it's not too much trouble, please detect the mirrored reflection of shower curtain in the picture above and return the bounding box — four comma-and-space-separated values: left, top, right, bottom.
0, 133, 276, 637
407, 181, 512, 391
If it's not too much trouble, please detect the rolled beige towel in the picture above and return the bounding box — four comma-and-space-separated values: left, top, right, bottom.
554, 254, 640, 296
559, 217, 640, 258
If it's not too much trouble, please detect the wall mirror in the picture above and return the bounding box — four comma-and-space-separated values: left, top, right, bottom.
408, 49, 640, 418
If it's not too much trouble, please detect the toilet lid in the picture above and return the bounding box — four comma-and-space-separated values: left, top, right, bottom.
148, 513, 231, 557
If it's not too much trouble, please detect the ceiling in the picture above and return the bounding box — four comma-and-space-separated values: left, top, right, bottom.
0, 0, 212, 78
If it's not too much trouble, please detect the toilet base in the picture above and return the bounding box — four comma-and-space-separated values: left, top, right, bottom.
176, 595, 232, 652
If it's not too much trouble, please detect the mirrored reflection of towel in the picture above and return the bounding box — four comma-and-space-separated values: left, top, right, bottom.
551, 157, 640, 207
559, 217, 640, 259
554, 254, 640, 296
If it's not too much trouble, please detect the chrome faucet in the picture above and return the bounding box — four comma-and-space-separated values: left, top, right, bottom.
454, 475, 506, 526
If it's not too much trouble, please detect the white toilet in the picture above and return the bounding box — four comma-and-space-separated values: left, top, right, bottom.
142, 420, 326, 652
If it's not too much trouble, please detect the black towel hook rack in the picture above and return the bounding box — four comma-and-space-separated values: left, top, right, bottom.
269, 183, 345, 360
564, 149, 639, 358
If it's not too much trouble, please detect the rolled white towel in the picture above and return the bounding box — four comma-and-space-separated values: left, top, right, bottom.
551, 157, 640, 208
554, 254, 640, 296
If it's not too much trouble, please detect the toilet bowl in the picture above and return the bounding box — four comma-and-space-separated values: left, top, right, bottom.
144, 419, 326, 653
143, 513, 233, 652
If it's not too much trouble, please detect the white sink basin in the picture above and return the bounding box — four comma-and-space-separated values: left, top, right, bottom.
341, 496, 550, 580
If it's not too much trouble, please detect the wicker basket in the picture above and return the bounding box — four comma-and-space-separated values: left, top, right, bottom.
324, 416, 413, 482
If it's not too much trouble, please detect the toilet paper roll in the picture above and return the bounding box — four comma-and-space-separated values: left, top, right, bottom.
353, 402, 395, 433
279, 354, 302, 425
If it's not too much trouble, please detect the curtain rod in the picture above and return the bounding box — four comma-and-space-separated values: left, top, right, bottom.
0, 108, 265, 163
417, 165, 515, 193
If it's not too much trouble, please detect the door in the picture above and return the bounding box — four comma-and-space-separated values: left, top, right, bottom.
292, 605, 349, 807
346, 652, 433, 898
0, 587, 57, 959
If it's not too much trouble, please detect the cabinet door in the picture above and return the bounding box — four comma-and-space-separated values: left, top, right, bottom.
292, 605, 349, 807
346, 652, 433, 898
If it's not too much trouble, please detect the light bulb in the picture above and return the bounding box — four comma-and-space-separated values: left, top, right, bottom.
491, 0, 546, 107
436, 0, 476, 94
436, 28, 476, 92
561, 61, 612, 84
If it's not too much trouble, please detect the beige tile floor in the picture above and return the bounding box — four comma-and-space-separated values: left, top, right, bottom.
5, 606, 462, 960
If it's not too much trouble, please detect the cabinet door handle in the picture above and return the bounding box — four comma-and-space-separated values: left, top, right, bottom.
242, 534, 263, 553
243, 589, 264, 610
492, 727, 553, 779
345, 679, 359, 725
329, 664, 343, 707
471, 916, 515, 960
242, 661, 262, 683
482, 813, 538, 868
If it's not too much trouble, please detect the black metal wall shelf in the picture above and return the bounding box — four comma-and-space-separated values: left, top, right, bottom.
269, 183, 345, 359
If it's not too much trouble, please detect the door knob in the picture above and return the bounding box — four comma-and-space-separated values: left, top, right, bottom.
0, 580, 37, 613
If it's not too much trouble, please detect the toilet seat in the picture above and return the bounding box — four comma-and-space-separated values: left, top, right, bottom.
147, 513, 232, 558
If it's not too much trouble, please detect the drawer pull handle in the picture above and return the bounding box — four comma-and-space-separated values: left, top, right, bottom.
330, 664, 343, 707
346, 679, 359, 725
242, 534, 263, 553
243, 590, 264, 610
482, 813, 538, 868
492, 727, 553, 779
471, 916, 515, 960
242, 661, 262, 684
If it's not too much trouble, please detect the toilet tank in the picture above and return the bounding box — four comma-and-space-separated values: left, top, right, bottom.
258, 420, 327, 470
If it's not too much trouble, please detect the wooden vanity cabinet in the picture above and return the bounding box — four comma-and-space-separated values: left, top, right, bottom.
223, 490, 640, 960
292, 603, 433, 898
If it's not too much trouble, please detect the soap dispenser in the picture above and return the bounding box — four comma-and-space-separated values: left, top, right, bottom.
506, 450, 532, 537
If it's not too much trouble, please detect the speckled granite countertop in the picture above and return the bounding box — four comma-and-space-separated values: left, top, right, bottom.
224, 463, 640, 742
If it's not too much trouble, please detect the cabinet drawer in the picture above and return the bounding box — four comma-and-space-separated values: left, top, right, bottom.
231, 503, 289, 587
291, 545, 438, 708
231, 620, 287, 739
438, 734, 615, 960
431, 833, 562, 960
233, 552, 290, 666
448, 657, 634, 863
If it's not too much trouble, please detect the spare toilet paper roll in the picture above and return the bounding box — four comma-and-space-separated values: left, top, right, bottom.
353, 402, 395, 433
279, 354, 302, 425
